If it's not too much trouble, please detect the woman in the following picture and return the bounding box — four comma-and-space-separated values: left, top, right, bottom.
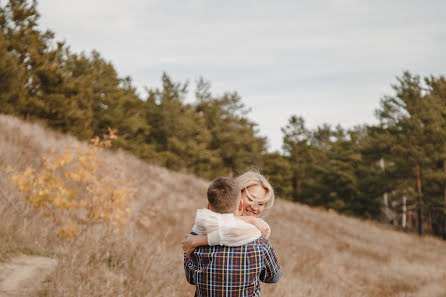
182, 171, 275, 258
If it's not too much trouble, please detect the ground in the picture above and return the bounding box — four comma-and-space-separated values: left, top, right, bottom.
0, 255, 57, 297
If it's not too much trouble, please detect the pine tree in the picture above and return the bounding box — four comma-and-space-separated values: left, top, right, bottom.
145, 74, 216, 177
195, 78, 266, 177
374, 72, 440, 235
0, 30, 26, 114
281, 115, 312, 201
423, 75, 446, 238
260, 152, 293, 199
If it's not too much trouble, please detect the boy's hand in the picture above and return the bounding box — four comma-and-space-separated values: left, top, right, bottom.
237, 216, 269, 237
252, 219, 269, 237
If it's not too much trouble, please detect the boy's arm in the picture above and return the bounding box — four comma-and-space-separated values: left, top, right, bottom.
207, 216, 262, 246
260, 241, 282, 283
236, 216, 271, 238
194, 210, 263, 247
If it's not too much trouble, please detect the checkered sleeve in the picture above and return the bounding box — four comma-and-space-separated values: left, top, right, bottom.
184, 253, 196, 285
260, 241, 282, 283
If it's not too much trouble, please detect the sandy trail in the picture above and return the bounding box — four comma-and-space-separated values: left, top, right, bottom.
0, 255, 57, 297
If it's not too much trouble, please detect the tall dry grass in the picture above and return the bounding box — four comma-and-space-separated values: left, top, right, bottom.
0, 114, 445, 297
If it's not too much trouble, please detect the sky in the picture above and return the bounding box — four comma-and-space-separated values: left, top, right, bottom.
34, 0, 446, 152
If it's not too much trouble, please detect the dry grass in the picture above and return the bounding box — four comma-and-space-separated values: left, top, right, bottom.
1, 113, 446, 297
0, 241, 47, 263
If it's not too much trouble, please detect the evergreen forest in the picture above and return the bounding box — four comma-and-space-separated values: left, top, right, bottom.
1, 0, 446, 239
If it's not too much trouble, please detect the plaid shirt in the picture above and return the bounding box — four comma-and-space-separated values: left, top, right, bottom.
184, 234, 281, 297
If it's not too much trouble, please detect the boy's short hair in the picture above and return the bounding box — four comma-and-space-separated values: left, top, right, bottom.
207, 177, 241, 213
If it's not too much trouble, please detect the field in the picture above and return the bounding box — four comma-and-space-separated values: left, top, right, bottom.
0, 114, 445, 297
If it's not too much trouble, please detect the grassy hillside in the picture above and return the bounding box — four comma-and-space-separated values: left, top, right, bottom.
0, 114, 445, 297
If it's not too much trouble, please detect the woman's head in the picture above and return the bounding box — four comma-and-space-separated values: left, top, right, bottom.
235, 171, 275, 217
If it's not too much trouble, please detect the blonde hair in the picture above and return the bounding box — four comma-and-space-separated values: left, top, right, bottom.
235, 171, 275, 211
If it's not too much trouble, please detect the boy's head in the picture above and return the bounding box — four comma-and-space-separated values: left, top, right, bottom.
207, 177, 242, 214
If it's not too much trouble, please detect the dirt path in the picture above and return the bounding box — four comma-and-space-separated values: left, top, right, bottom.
0, 255, 57, 297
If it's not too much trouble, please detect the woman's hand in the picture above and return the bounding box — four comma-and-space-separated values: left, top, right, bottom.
182, 234, 208, 259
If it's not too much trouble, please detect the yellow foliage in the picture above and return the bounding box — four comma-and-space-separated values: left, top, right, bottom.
7, 129, 134, 240
57, 219, 79, 241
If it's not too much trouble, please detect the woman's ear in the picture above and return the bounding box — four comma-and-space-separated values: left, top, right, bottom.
207, 203, 211, 210
237, 198, 244, 213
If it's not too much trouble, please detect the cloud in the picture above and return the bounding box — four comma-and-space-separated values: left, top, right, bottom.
34, 0, 446, 151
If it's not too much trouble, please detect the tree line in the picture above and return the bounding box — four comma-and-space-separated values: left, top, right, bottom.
1, 0, 445, 239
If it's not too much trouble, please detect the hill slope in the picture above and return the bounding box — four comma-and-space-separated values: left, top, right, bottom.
0, 114, 445, 297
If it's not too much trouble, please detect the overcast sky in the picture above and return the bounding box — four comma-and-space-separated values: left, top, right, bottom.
35, 0, 446, 151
